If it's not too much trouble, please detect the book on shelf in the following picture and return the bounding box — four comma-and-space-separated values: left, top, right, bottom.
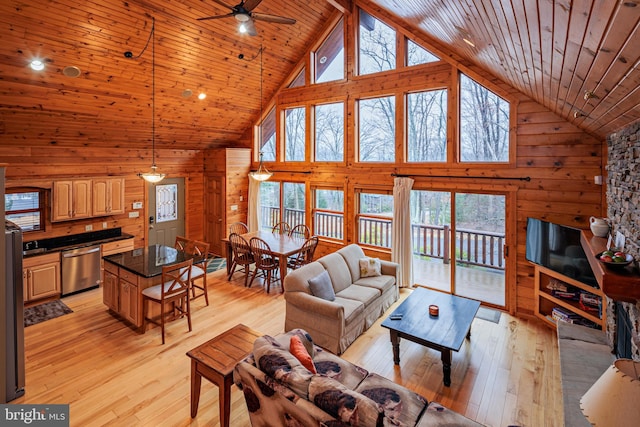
547, 278, 568, 292
552, 289, 580, 300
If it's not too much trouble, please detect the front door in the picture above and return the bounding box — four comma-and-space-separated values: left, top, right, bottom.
147, 177, 185, 246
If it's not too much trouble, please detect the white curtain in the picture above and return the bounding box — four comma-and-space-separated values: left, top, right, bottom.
392, 177, 414, 288
248, 176, 261, 232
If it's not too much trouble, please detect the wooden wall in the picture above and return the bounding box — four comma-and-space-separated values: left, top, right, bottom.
250, 5, 606, 317
0, 147, 205, 248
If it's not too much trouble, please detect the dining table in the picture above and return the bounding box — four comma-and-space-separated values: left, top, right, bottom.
223, 230, 306, 283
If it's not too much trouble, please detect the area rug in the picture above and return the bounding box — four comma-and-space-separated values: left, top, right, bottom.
206, 256, 226, 273
24, 299, 73, 327
475, 307, 501, 324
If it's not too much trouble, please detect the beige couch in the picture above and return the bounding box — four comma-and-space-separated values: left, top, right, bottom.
283, 244, 399, 354
233, 329, 483, 426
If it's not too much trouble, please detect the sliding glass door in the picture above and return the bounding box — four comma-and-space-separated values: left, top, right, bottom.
411, 190, 506, 307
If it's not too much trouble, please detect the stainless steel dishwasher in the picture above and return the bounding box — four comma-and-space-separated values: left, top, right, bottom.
61, 244, 102, 296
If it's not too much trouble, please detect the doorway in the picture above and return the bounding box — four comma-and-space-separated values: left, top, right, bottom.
147, 177, 185, 246
411, 190, 506, 308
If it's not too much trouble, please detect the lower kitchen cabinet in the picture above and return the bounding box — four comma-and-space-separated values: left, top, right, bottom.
103, 260, 141, 327
23, 252, 61, 303
103, 261, 119, 312
119, 279, 139, 325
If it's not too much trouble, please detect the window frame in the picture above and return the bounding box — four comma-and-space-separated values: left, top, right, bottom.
5, 187, 46, 232
312, 186, 345, 243
355, 188, 394, 250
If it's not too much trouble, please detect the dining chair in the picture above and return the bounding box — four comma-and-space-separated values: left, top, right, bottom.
287, 236, 319, 270
248, 237, 281, 293
272, 221, 291, 234
175, 236, 211, 306
229, 221, 249, 235
228, 232, 254, 287
141, 259, 193, 344
289, 224, 311, 239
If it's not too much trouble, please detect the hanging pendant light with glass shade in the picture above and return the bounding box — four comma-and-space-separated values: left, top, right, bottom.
249, 44, 272, 182
134, 17, 165, 184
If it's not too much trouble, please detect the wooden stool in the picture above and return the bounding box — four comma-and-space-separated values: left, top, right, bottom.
186, 324, 262, 426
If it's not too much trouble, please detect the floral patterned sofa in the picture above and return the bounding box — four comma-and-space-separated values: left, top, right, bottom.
233, 329, 483, 427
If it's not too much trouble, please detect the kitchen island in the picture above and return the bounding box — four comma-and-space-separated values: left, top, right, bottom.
103, 244, 204, 329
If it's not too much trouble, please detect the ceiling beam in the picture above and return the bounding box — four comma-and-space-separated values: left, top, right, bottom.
326, 0, 353, 14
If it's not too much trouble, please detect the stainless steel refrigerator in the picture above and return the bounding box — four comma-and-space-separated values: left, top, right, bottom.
3, 220, 25, 402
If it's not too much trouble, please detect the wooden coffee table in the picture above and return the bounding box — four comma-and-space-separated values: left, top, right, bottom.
381, 287, 480, 387
186, 324, 262, 426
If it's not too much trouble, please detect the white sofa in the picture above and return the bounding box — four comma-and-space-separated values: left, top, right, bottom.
283, 244, 399, 354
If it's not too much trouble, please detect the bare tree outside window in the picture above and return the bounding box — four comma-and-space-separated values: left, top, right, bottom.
359, 96, 395, 162
283, 182, 305, 226
459, 74, 510, 162
407, 89, 447, 162
407, 39, 439, 66
285, 107, 305, 162
314, 189, 344, 239
359, 9, 396, 75
259, 181, 280, 230
315, 102, 344, 161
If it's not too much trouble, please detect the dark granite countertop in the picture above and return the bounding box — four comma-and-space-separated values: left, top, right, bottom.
103, 244, 203, 278
23, 228, 134, 258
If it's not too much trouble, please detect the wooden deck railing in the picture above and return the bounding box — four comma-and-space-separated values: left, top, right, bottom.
260, 207, 504, 270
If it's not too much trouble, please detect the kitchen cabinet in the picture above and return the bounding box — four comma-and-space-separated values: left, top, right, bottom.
119, 277, 138, 325
93, 178, 125, 216
23, 252, 61, 303
52, 179, 92, 222
103, 261, 119, 312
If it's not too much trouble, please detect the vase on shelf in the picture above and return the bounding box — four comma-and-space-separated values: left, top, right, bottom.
590, 217, 609, 238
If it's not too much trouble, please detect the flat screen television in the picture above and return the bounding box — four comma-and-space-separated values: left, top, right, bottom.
525, 217, 598, 288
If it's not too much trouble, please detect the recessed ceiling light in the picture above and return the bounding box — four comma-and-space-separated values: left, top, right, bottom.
182, 89, 193, 98
63, 66, 81, 78
319, 56, 327, 64
30, 60, 44, 71
198, 93, 206, 100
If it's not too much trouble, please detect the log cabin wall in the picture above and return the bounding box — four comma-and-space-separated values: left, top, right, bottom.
0, 147, 205, 248
253, 4, 606, 316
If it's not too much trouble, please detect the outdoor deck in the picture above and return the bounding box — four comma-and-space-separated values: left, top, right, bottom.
413, 257, 505, 307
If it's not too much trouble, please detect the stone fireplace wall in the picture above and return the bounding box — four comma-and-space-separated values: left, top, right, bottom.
605, 120, 640, 360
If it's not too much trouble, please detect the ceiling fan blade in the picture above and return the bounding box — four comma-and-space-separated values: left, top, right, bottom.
244, 18, 258, 36
251, 12, 296, 25
242, 0, 263, 12
210, 0, 235, 10
197, 12, 234, 21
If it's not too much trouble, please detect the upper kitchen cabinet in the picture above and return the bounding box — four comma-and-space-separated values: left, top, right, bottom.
92, 178, 125, 216
52, 177, 126, 222
52, 179, 92, 222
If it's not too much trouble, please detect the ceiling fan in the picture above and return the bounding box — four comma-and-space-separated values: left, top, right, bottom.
197, 0, 296, 36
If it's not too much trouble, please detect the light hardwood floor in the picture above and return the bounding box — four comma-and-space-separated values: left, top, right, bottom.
16, 269, 562, 427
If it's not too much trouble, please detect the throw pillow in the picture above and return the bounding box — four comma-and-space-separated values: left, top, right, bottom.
290, 335, 317, 374
308, 270, 336, 301
359, 257, 381, 278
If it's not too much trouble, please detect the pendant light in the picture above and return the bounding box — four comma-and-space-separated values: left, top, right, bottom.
137, 17, 165, 183
250, 45, 272, 182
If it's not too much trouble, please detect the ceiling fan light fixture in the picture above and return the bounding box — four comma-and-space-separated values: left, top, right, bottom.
239, 22, 248, 33
235, 13, 251, 22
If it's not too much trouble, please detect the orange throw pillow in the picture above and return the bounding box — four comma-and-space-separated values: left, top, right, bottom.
290, 335, 317, 374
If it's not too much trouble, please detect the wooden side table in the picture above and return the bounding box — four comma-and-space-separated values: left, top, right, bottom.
186, 323, 262, 426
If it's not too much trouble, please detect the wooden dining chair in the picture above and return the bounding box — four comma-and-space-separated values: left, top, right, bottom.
289, 224, 311, 239
248, 237, 281, 293
272, 221, 291, 234
228, 232, 254, 287
141, 259, 193, 344
175, 236, 211, 306
229, 222, 249, 235
287, 236, 319, 270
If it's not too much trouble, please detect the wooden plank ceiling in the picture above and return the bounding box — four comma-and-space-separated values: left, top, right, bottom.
0, 0, 638, 151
